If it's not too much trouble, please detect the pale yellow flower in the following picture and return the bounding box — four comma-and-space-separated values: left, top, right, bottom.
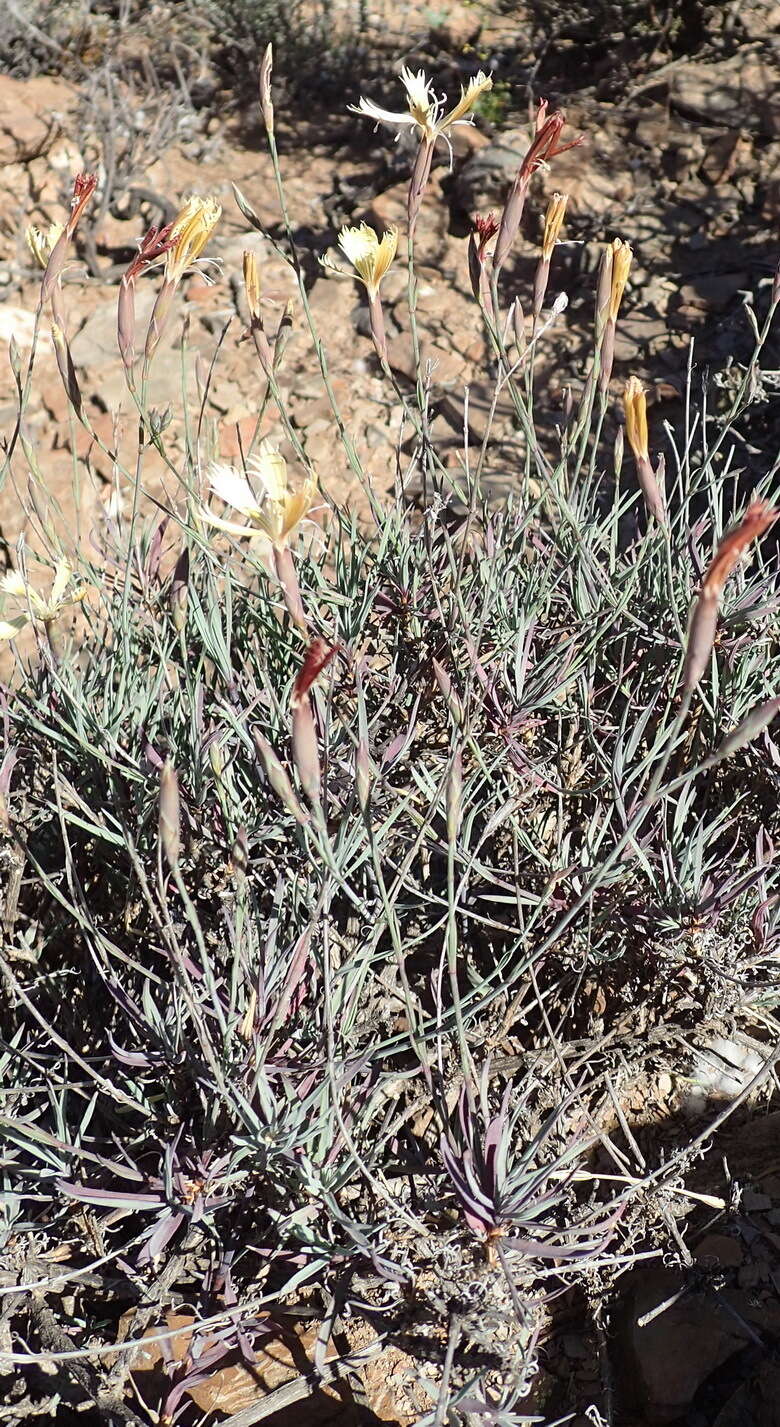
0, 559, 87, 640
164, 196, 221, 284
203, 443, 317, 549
541, 193, 568, 261
623, 376, 649, 462
26, 222, 65, 270
350, 67, 493, 146
608, 238, 633, 322
337, 224, 398, 299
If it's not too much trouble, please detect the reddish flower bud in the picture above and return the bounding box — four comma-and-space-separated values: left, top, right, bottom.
292, 638, 337, 707
41, 173, 97, 303
701, 500, 778, 599
683, 501, 778, 693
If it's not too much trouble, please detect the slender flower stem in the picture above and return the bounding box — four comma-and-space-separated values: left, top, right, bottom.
262, 123, 385, 528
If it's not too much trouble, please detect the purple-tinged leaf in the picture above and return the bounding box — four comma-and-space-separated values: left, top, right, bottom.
107, 1035, 154, 1069
145, 516, 170, 584
138, 1209, 186, 1265
142, 738, 166, 772
57, 1181, 164, 1210
715, 697, 780, 761
380, 704, 419, 771
0, 746, 18, 829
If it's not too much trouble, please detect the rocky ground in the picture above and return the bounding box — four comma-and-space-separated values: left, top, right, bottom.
1, 1, 779, 554
2, 1, 780, 1421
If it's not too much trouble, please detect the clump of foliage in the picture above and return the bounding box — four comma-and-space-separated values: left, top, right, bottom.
1, 49, 779, 1427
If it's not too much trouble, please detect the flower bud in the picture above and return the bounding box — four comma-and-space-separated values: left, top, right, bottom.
254, 732, 308, 825
291, 697, 321, 806
159, 759, 181, 868
260, 44, 275, 138
243, 250, 262, 323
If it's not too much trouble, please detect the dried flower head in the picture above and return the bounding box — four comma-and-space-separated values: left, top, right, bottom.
468, 213, 500, 305
0, 560, 87, 641
337, 224, 398, 298
541, 192, 568, 261
521, 110, 583, 183
596, 238, 633, 396
164, 196, 222, 285
259, 43, 274, 137
37, 174, 96, 305
623, 376, 649, 462
203, 443, 317, 549
623, 377, 665, 524
26, 222, 64, 270
66, 173, 98, 236
118, 224, 175, 377
292, 637, 338, 708
40, 173, 98, 303
350, 66, 492, 146
493, 104, 583, 272
472, 213, 499, 260
124, 224, 175, 285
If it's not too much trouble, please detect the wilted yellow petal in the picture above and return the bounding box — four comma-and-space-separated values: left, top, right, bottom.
441, 71, 493, 128
608, 239, 632, 321
26, 222, 64, 270
199, 506, 262, 539
0, 615, 28, 641
1, 570, 27, 599
541, 193, 568, 261
49, 559, 72, 609
623, 376, 649, 462
280, 479, 318, 540
372, 228, 398, 286
165, 196, 221, 283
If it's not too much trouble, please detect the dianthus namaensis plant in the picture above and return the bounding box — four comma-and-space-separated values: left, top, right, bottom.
1, 44, 779, 1424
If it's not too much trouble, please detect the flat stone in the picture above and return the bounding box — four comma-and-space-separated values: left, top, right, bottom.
0, 305, 37, 348
0, 75, 74, 166
670, 52, 780, 137
620, 1265, 751, 1422
365, 176, 450, 265
69, 288, 205, 410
